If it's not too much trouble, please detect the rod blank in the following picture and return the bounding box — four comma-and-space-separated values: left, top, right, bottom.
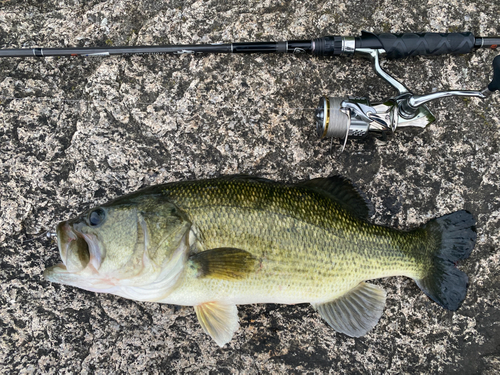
0, 41, 313, 58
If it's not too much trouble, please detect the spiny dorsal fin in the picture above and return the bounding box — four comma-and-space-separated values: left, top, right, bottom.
298, 176, 374, 219
216, 174, 274, 184
312, 282, 386, 337
188, 248, 257, 280
195, 302, 239, 347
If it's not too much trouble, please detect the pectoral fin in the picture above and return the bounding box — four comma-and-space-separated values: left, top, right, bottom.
189, 248, 256, 280
195, 302, 239, 347
312, 282, 386, 337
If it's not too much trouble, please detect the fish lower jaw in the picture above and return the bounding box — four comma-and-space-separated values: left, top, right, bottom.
43, 263, 67, 278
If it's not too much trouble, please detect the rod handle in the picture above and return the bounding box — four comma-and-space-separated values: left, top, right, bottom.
359, 32, 476, 59
488, 55, 500, 92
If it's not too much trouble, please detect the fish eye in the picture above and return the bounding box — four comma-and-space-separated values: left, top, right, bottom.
88, 208, 106, 227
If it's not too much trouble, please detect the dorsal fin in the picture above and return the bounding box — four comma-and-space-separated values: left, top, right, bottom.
214, 174, 275, 184
297, 176, 374, 219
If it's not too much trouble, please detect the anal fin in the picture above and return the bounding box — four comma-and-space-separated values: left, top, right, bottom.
312, 282, 386, 337
195, 302, 239, 347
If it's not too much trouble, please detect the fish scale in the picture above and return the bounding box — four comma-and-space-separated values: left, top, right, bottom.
158, 178, 424, 305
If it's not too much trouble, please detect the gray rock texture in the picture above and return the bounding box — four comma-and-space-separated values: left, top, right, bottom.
1, 0, 499, 373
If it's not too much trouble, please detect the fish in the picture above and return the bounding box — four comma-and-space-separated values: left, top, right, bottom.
44, 176, 477, 346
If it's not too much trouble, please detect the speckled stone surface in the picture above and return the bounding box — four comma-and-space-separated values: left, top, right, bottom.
1, 0, 499, 373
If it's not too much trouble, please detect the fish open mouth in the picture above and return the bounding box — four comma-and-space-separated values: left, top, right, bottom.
55, 221, 98, 273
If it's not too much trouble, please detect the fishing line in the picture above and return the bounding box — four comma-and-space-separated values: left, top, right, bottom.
13, 230, 57, 244
0, 95, 316, 112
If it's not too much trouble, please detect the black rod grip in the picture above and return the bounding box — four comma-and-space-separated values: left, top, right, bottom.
488, 55, 500, 92
359, 32, 476, 59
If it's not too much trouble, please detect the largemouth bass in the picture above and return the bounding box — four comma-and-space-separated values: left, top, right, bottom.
44, 176, 476, 346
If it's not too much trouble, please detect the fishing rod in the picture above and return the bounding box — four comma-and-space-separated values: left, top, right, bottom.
2, 31, 500, 148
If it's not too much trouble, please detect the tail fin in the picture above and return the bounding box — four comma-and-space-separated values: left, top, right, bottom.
415, 210, 476, 311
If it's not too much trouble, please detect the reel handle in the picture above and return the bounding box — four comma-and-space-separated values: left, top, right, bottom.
488, 55, 500, 92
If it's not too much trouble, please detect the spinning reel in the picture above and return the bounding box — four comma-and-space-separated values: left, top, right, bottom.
314, 33, 500, 149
